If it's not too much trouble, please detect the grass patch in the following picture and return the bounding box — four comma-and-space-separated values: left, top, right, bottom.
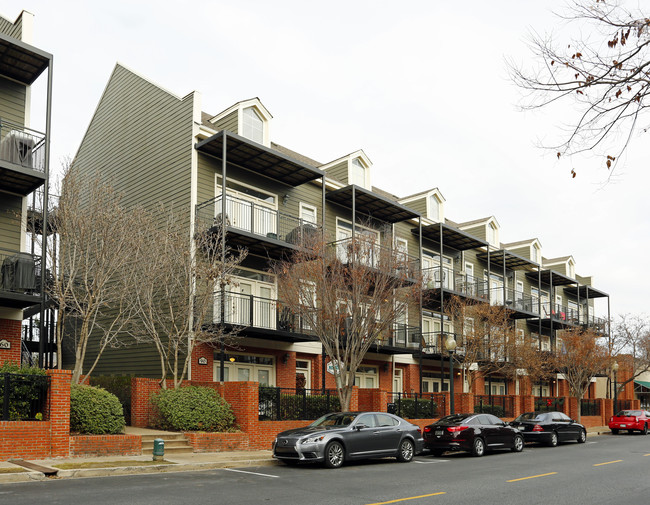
54, 460, 177, 470
0, 467, 27, 474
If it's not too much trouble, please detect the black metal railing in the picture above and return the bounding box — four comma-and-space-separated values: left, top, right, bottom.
384, 324, 421, 348
1, 372, 49, 421
211, 292, 316, 335
422, 266, 488, 299
0, 248, 41, 295
614, 399, 632, 413
582, 315, 608, 333
490, 287, 537, 314
387, 392, 445, 419
474, 395, 515, 418
580, 399, 600, 417
534, 396, 565, 412
0, 119, 46, 172
330, 237, 420, 279
259, 386, 340, 421
420, 331, 465, 356
539, 302, 579, 325
196, 194, 322, 246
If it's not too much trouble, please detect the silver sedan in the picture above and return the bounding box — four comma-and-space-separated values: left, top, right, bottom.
273, 411, 424, 468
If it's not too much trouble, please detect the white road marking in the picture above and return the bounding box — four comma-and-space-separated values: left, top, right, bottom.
222, 468, 279, 478
415, 460, 449, 464
586, 442, 598, 444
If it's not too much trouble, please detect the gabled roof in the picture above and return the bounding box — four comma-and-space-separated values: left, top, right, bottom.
319, 149, 373, 171
543, 255, 575, 265
502, 238, 542, 249
208, 97, 273, 123
458, 216, 500, 229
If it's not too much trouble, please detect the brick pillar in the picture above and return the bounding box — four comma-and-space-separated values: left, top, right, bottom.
597, 398, 607, 426
455, 393, 474, 416
130, 377, 161, 428
349, 387, 359, 411
521, 396, 535, 414
603, 398, 613, 422
0, 318, 22, 365
565, 397, 579, 420
47, 369, 72, 457
223, 382, 258, 433
276, 351, 296, 388
190, 343, 214, 382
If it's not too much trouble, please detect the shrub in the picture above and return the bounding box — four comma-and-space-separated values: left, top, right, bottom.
390, 398, 438, 419
0, 363, 47, 421
70, 384, 125, 434
152, 386, 235, 432
473, 404, 505, 417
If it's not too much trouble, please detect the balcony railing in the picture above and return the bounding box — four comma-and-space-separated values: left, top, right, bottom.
196, 194, 321, 247
422, 266, 488, 299
581, 314, 608, 333
211, 291, 315, 335
330, 237, 420, 279
382, 323, 421, 348
488, 287, 537, 313
0, 249, 41, 296
420, 331, 466, 356
0, 119, 45, 172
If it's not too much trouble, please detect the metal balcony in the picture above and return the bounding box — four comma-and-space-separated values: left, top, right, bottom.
0, 248, 41, 308
0, 119, 46, 195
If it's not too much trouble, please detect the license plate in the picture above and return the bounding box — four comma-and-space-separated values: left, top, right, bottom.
620, 424, 626, 427
435, 430, 443, 436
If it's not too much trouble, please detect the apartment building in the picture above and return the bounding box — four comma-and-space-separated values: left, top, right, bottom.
0, 10, 53, 367
68, 64, 610, 401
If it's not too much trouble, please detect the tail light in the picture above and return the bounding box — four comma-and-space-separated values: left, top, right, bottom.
447, 426, 470, 433
532, 424, 544, 432
423, 426, 432, 433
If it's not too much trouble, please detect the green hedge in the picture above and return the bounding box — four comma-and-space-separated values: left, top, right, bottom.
152, 386, 235, 432
474, 404, 505, 417
89, 375, 132, 424
70, 384, 126, 434
0, 363, 47, 421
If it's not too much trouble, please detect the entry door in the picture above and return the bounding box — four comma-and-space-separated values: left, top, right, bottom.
393, 368, 403, 394
487, 273, 504, 305
336, 226, 352, 263
228, 279, 276, 329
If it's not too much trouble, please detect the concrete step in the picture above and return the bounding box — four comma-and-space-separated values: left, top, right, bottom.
141, 434, 187, 443
142, 440, 192, 450
143, 446, 194, 455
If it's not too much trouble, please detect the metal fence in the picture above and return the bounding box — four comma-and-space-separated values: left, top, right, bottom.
387, 392, 445, 419
1, 373, 49, 421
474, 395, 515, 418
580, 399, 600, 417
534, 396, 565, 413
259, 387, 340, 421
614, 399, 632, 413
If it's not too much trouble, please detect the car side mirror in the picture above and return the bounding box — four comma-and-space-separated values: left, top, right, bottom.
355, 424, 368, 431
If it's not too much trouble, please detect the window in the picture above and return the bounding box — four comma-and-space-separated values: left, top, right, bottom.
242, 107, 264, 144
354, 366, 378, 388
299, 203, 317, 225
350, 158, 366, 186
428, 194, 441, 221
531, 244, 540, 264
568, 261, 575, 278
214, 353, 275, 385
486, 222, 498, 247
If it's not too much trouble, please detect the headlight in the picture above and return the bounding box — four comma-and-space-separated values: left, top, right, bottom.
301, 435, 325, 444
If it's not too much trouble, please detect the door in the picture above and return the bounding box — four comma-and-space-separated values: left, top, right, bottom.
346, 414, 381, 456
216, 182, 277, 237
392, 368, 403, 396
226, 278, 276, 329
487, 273, 504, 305
336, 225, 352, 263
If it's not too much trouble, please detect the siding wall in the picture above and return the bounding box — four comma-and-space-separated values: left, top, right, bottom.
0, 14, 23, 40
0, 195, 22, 250
0, 76, 26, 127
324, 161, 348, 185
211, 110, 238, 133
67, 63, 195, 377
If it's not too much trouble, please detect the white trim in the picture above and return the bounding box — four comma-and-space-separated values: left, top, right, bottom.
299, 202, 318, 224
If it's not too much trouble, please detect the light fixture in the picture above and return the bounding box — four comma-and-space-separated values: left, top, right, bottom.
612, 362, 619, 372
282, 353, 290, 365
282, 194, 290, 205
383, 363, 389, 373
229, 357, 235, 363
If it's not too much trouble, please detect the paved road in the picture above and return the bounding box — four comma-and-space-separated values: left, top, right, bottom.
2, 434, 649, 505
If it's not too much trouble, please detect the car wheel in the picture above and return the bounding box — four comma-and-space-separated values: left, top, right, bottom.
471, 437, 485, 457
397, 438, 414, 463
577, 429, 586, 443
642, 424, 648, 435
511, 435, 524, 452
547, 431, 558, 447
324, 441, 345, 469
611, 429, 619, 435
431, 449, 444, 457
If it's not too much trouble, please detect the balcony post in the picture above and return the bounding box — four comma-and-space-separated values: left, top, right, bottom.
249, 294, 254, 326
419, 216, 423, 394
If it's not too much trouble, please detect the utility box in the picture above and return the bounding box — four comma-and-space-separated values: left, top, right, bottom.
153, 438, 164, 461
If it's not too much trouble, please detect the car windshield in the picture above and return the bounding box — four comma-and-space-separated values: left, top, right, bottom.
515, 412, 545, 421
435, 414, 472, 425
615, 410, 642, 417
311, 413, 357, 428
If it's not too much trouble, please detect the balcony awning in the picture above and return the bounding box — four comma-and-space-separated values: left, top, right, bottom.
0, 33, 51, 85
634, 380, 650, 392
478, 249, 538, 271
413, 222, 487, 251
563, 285, 609, 299
326, 185, 420, 223
195, 131, 324, 187
525, 269, 577, 286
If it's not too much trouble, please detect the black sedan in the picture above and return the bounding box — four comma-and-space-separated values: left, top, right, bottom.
509, 411, 586, 446
423, 413, 524, 457
272, 411, 424, 468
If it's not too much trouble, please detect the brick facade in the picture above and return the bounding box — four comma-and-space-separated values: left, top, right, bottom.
70, 435, 141, 457
0, 318, 22, 365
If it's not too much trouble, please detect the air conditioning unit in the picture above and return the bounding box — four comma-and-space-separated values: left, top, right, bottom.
0, 130, 35, 168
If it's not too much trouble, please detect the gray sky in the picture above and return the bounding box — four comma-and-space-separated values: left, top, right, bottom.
4, 0, 647, 319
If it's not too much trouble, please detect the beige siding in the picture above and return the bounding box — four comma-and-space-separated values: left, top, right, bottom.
70, 63, 195, 376
211, 110, 238, 133
0, 76, 26, 127
461, 224, 487, 242
0, 14, 23, 40
0, 193, 22, 250
324, 161, 348, 185
400, 197, 427, 217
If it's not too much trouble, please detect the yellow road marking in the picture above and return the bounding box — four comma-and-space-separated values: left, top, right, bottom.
507, 472, 557, 483
593, 460, 623, 466
644, 454, 650, 457
366, 492, 446, 505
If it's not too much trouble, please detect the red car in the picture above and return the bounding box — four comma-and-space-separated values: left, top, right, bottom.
608, 409, 650, 435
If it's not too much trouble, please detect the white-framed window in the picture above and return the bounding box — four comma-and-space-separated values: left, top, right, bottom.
242, 106, 264, 144
516, 280, 524, 302
486, 222, 499, 247
214, 352, 275, 385
299, 203, 317, 225
335, 218, 379, 266
567, 260, 575, 279
532, 383, 550, 396
428, 194, 441, 222
485, 381, 506, 395
354, 366, 378, 388
350, 158, 366, 187
214, 176, 277, 237
422, 372, 450, 393
423, 250, 453, 288
296, 359, 311, 389
531, 244, 540, 264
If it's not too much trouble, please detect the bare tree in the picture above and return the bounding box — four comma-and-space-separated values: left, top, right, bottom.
510, 0, 650, 174
47, 170, 144, 383
129, 207, 246, 388
273, 231, 421, 411
610, 313, 650, 398
554, 327, 610, 422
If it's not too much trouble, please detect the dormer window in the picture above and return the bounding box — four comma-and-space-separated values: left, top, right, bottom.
532, 244, 540, 264
242, 107, 264, 144
568, 260, 575, 278
350, 158, 366, 187
428, 194, 441, 222
487, 222, 499, 247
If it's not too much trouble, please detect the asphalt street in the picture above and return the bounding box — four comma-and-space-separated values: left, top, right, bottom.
2, 434, 649, 505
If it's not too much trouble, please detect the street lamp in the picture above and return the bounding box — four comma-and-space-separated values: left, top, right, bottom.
612, 362, 619, 413
445, 335, 457, 415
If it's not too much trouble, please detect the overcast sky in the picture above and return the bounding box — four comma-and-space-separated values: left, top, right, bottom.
3, 0, 647, 319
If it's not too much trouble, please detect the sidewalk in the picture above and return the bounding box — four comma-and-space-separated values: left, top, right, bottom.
0, 426, 612, 484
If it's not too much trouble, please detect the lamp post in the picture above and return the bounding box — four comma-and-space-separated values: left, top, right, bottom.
446, 335, 457, 415
612, 362, 619, 413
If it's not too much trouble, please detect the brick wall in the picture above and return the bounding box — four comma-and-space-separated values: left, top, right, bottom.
184, 432, 249, 452
190, 343, 214, 382
70, 435, 141, 457
0, 421, 51, 460
0, 318, 21, 365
